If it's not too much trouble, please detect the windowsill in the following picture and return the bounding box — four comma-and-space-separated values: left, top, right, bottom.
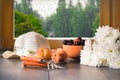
46, 37, 94, 40
14, 37, 94, 49
14, 37, 94, 40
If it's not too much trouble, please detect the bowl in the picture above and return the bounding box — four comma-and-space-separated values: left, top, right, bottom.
63, 45, 83, 59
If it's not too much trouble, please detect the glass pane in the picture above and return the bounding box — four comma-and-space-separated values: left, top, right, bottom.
14, 0, 99, 37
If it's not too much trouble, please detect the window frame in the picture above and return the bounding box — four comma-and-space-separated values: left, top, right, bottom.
0, 0, 120, 49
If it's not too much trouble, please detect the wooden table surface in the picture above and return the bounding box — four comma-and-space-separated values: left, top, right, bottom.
0, 54, 120, 80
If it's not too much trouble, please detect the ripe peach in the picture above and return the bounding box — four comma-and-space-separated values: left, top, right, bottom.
36, 48, 51, 60
52, 48, 68, 64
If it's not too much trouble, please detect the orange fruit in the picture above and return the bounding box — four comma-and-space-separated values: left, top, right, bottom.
36, 48, 51, 60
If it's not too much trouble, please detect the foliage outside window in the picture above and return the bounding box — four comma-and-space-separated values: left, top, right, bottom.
14, 0, 99, 37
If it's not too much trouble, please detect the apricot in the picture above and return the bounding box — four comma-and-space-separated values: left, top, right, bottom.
36, 48, 51, 60
52, 48, 68, 63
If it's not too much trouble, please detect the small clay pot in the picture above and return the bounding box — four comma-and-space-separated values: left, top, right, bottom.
63, 45, 83, 59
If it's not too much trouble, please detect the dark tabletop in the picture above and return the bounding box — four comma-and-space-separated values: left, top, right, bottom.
0, 55, 120, 80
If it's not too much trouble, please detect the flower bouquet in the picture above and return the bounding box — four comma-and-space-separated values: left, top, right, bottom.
80, 26, 120, 69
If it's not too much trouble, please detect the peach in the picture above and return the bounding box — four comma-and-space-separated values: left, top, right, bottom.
36, 48, 51, 60
52, 48, 68, 64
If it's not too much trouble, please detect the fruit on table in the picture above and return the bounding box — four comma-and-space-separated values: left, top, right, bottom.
62, 37, 84, 58
74, 37, 81, 45
36, 48, 51, 60
52, 48, 68, 64
63, 37, 85, 46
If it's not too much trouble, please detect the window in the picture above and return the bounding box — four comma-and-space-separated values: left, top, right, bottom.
0, 0, 120, 49
14, 0, 100, 38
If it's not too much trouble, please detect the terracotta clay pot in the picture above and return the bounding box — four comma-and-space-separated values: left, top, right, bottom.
63, 45, 83, 59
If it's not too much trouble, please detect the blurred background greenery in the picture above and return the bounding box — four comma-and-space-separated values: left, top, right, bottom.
14, 0, 99, 37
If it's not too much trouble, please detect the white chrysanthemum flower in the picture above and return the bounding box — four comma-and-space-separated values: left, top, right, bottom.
80, 26, 120, 69
15, 49, 29, 56
88, 54, 106, 67
108, 57, 120, 69
80, 39, 92, 65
